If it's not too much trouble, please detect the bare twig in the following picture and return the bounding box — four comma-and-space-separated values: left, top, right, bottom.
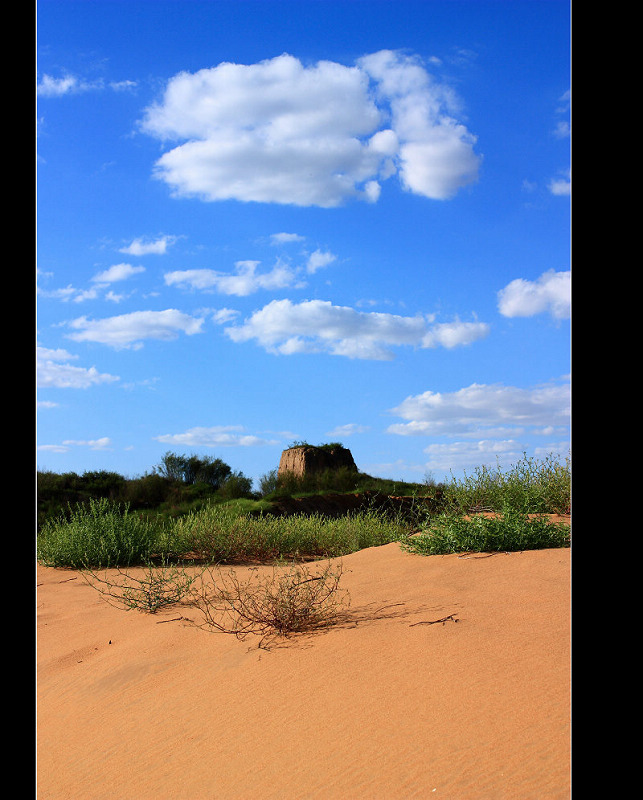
409, 613, 459, 626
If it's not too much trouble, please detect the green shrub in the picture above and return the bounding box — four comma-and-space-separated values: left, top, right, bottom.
36, 498, 169, 568
402, 506, 571, 556
443, 452, 571, 514
81, 558, 203, 613
216, 470, 254, 500
122, 473, 173, 508
258, 468, 279, 497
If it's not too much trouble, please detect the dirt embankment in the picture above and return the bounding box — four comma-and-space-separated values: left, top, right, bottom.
266, 491, 445, 520
265, 493, 571, 528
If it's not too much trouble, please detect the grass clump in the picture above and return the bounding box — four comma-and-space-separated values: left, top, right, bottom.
402, 505, 570, 557
171, 504, 409, 563
443, 452, 571, 515
36, 498, 168, 568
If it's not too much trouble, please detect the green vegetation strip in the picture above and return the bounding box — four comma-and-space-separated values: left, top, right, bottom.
37, 452, 570, 569
36, 499, 410, 569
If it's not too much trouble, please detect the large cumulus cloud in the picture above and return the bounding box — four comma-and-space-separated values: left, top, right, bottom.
139, 51, 481, 207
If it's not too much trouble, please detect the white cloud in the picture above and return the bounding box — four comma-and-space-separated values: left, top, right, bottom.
224, 298, 489, 360
497, 270, 570, 319
423, 439, 525, 473
37, 73, 87, 97
325, 423, 370, 437
36, 345, 120, 389
211, 308, 240, 325
270, 232, 305, 245
306, 249, 336, 274
91, 263, 145, 283
62, 437, 112, 450
37, 73, 137, 97
37, 444, 69, 454
139, 50, 480, 207
110, 80, 137, 92
37, 437, 112, 454
154, 425, 278, 447
38, 284, 102, 303
65, 309, 205, 349
358, 49, 481, 200
388, 379, 570, 438
553, 121, 570, 139
119, 236, 178, 256
164, 259, 303, 296
548, 169, 571, 196
421, 319, 490, 348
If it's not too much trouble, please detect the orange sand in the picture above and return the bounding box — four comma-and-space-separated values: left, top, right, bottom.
37, 541, 571, 799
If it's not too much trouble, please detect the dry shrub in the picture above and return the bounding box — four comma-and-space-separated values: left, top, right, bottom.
81, 560, 203, 613
188, 559, 349, 647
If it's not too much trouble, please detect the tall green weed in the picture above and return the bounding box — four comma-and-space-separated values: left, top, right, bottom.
37, 498, 168, 568
444, 452, 570, 514
171, 504, 409, 562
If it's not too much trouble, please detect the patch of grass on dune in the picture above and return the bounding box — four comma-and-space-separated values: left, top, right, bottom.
403, 452, 571, 556
171, 504, 410, 563
36, 498, 169, 569
37, 498, 410, 568
402, 505, 570, 557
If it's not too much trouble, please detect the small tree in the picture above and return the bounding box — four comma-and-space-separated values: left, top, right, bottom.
154, 452, 232, 490
154, 452, 186, 483
194, 456, 232, 489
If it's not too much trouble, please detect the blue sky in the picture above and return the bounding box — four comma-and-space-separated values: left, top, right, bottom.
36, 0, 571, 487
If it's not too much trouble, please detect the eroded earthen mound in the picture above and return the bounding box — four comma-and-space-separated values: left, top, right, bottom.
278, 444, 357, 479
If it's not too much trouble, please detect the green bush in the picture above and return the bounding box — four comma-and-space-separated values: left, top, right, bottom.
36, 498, 169, 568
37, 469, 129, 529
122, 473, 173, 508
154, 451, 232, 489
216, 470, 254, 500
402, 506, 570, 556
443, 452, 570, 514
258, 468, 279, 497
268, 467, 429, 499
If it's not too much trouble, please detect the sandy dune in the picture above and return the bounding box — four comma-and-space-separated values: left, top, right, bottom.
37, 541, 571, 799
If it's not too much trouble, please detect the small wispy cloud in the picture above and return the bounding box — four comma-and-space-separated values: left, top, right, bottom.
306, 249, 336, 274
37, 73, 137, 97
325, 423, 370, 437
91, 263, 145, 283
270, 232, 305, 245
164, 260, 304, 296
154, 425, 278, 447
548, 169, 571, 196
119, 235, 179, 256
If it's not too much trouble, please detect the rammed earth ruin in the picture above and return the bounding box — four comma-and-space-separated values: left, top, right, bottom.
277, 444, 358, 479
